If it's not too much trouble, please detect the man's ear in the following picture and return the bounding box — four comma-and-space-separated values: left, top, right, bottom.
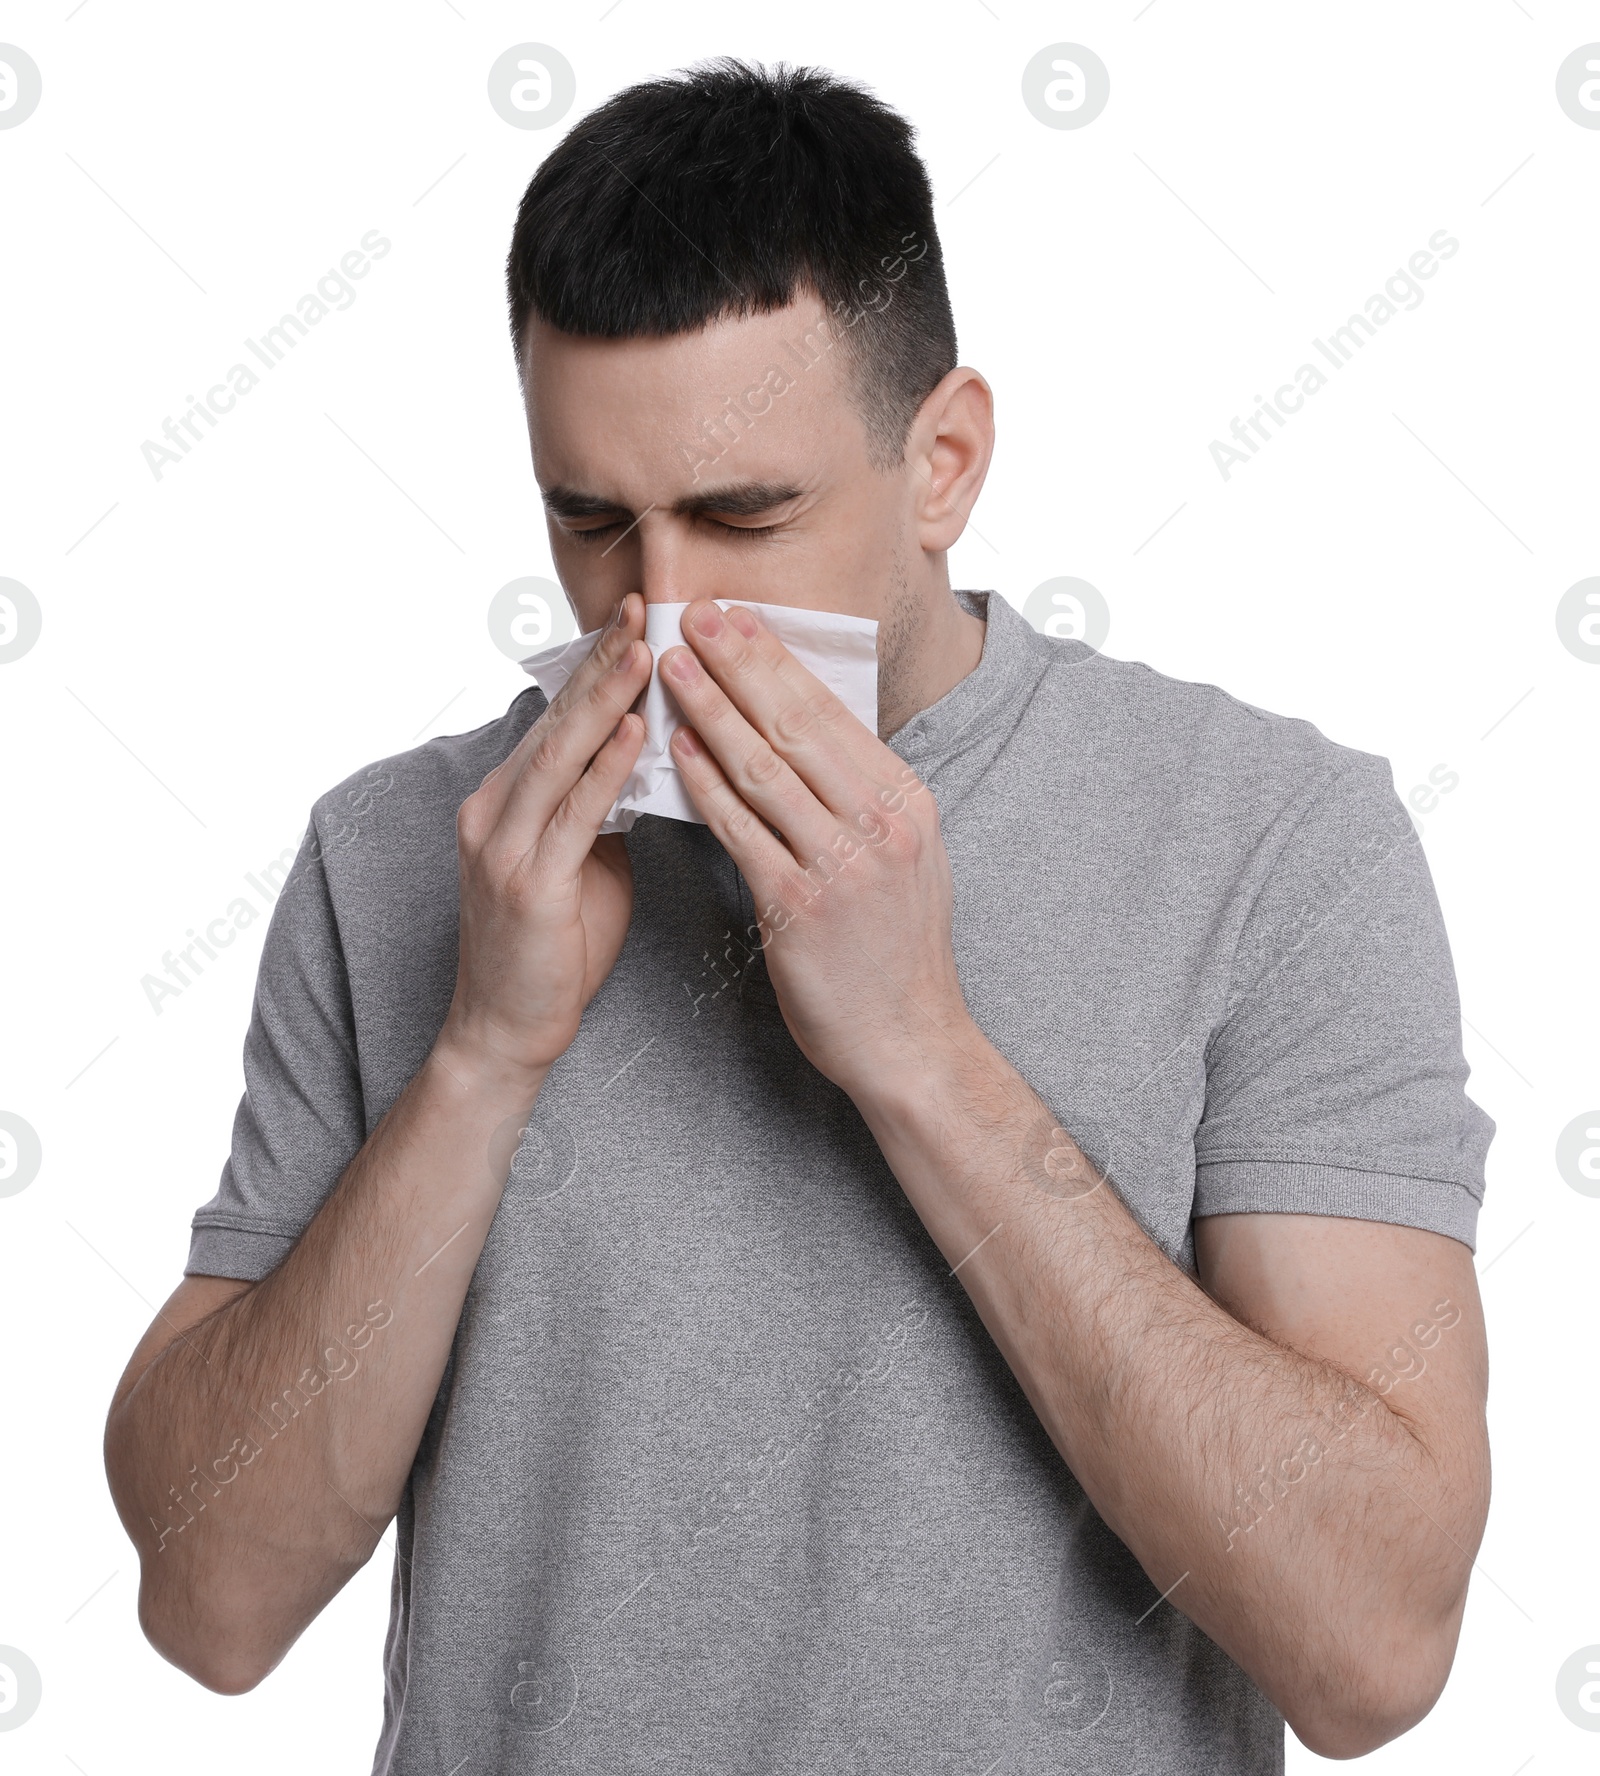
905, 367, 995, 554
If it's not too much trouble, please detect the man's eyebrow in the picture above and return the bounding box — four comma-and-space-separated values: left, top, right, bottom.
541, 485, 623, 520
539, 481, 805, 522
672, 481, 805, 520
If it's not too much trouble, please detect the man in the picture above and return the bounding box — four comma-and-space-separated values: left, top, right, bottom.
105, 59, 1494, 1773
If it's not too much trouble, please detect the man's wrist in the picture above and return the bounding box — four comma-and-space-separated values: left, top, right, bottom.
427, 1025, 550, 1109
846, 1010, 1002, 1137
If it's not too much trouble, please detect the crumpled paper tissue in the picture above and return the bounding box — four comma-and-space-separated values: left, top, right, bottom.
519, 600, 879, 834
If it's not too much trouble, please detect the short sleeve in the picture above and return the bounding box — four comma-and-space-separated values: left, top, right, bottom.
185, 814, 367, 1280
1193, 757, 1494, 1250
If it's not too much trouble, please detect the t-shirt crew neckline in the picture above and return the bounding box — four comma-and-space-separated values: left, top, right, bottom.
888, 586, 1054, 778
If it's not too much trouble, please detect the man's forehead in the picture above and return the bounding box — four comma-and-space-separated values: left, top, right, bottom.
523, 298, 862, 499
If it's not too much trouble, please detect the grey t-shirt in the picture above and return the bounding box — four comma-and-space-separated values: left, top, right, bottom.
186, 588, 1493, 1774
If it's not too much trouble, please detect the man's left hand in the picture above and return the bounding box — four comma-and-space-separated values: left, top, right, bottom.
661, 598, 974, 1105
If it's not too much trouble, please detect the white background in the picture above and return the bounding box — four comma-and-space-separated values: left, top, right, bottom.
2, 2, 1596, 1771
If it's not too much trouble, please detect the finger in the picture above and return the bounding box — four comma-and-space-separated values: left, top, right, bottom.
676, 600, 890, 814
536, 711, 646, 878
661, 644, 842, 864
668, 725, 814, 917
484, 602, 652, 844
476, 592, 646, 817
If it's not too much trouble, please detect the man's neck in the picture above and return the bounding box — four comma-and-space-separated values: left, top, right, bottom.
877, 578, 987, 740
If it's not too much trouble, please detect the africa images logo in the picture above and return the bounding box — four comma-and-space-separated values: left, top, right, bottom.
139, 231, 391, 480
1209, 230, 1459, 480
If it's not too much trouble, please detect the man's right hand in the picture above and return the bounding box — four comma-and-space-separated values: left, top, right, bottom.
102, 586, 653, 1690
437, 591, 652, 1082
105, 591, 655, 1695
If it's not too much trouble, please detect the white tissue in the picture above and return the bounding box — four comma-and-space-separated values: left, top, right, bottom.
519, 600, 880, 834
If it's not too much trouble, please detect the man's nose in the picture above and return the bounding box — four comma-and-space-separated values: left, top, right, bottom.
633, 514, 700, 606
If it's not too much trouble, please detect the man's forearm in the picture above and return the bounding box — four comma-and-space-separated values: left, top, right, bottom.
105, 1037, 544, 1691
851, 1020, 1483, 1756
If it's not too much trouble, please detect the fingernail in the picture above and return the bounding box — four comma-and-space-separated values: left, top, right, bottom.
672, 727, 701, 757
727, 606, 758, 639
607, 596, 628, 631
689, 602, 723, 638
664, 647, 700, 682
612, 640, 636, 673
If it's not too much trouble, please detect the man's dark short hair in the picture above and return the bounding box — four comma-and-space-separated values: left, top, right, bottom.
506, 58, 958, 468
